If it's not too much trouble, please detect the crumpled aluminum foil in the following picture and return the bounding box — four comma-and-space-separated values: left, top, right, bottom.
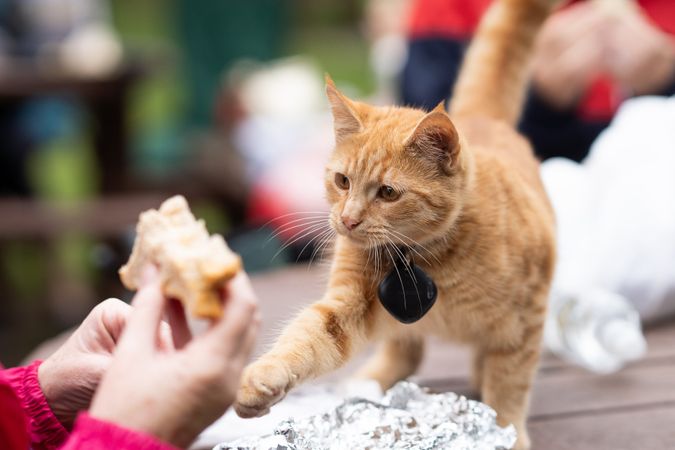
215, 381, 516, 450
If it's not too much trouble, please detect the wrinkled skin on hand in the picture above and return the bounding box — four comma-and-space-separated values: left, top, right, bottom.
38, 297, 174, 428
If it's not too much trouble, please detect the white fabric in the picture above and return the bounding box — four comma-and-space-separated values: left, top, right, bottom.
542, 95, 675, 322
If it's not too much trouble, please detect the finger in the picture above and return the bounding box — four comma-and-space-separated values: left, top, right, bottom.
158, 321, 176, 352
98, 295, 175, 353
203, 272, 259, 353
166, 298, 193, 349
553, 3, 605, 36
233, 313, 260, 366
543, 35, 604, 90
94, 298, 133, 352
533, 37, 604, 110
541, 4, 606, 58
118, 267, 167, 353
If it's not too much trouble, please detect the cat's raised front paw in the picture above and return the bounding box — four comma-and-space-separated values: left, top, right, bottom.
234, 359, 295, 418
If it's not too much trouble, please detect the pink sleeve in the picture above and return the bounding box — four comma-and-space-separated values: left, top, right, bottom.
3, 360, 69, 450
61, 412, 180, 450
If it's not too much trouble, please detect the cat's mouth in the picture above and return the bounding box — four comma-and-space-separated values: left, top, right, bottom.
331, 217, 391, 249
331, 219, 370, 244
336, 224, 366, 241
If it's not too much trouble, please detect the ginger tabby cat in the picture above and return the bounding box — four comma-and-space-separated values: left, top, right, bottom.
235, 0, 558, 447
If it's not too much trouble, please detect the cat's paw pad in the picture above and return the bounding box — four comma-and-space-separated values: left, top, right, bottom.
234, 360, 294, 418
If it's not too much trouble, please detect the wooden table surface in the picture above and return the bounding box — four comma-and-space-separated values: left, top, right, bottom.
249, 265, 675, 450
23, 263, 675, 449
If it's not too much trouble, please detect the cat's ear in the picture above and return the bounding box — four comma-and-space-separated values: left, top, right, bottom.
325, 74, 363, 143
405, 103, 460, 174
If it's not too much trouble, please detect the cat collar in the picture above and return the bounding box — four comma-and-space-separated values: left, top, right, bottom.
377, 247, 437, 324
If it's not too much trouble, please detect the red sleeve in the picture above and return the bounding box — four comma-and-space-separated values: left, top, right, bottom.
407, 0, 493, 38
0, 365, 30, 449
2, 360, 69, 450
640, 0, 675, 35
62, 413, 180, 450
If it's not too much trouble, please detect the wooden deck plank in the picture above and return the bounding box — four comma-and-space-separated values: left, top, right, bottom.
530, 359, 675, 418
529, 403, 675, 450
25, 264, 675, 450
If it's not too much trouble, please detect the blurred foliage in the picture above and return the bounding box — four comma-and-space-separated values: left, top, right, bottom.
287, 27, 374, 94
192, 201, 231, 235
287, 0, 373, 92
289, 0, 366, 28
1, 242, 46, 301
110, 0, 176, 46
55, 234, 98, 284
110, 0, 187, 174
27, 132, 98, 201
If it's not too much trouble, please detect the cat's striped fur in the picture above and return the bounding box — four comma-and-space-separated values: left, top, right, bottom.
235, 0, 558, 448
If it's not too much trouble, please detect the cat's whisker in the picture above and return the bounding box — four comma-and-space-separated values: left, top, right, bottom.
317, 228, 336, 264
387, 236, 418, 285
307, 229, 331, 266
273, 221, 329, 253
296, 226, 333, 263
369, 238, 378, 281
307, 228, 335, 269
385, 236, 424, 313
266, 218, 330, 245
258, 211, 330, 231
323, 229, 336, 255
271, 223, 331, 262
389, 233, 432, 269
318, 238, 332, 264
375, 240, 383, 281
389, 229, 439, 265
373, 240, 383, 289
384, 243, 408, 312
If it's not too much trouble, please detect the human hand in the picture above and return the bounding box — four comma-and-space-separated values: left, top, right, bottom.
603, 3, 675, 95
531, 2, 609, 110
38, 297, 173, 428
89, 269, 259, 449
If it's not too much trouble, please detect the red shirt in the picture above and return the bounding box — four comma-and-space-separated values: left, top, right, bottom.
407, 0, 675, 120
0, 360, 178, 450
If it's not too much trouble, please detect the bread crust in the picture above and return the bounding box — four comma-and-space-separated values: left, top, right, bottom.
119, 195, 241, 318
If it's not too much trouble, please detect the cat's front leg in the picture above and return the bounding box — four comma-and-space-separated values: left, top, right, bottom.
354, 335, 424, 390
481, 322, 544, 450
235, 299, 370, 418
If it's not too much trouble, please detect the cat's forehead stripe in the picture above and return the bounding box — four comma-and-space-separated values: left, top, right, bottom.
352, 151, 388, 184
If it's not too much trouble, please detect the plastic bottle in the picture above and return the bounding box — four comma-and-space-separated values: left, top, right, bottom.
544, 288, 647, 374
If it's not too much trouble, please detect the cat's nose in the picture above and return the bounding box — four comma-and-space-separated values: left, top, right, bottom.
341, 216, 362, 230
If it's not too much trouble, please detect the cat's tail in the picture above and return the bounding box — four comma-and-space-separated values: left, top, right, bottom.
449, 0, 559, 126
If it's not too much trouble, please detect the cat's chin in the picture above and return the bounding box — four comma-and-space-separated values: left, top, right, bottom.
334, 228, 372, 247
346, 235, 389, 252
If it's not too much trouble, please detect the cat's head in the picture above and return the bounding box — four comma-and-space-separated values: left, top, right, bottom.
324, 77, 470, 249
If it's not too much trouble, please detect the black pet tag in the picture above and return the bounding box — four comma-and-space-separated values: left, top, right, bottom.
377, 250, 437, 324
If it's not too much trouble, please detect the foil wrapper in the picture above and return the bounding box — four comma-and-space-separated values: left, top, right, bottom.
215, 381, 516, 450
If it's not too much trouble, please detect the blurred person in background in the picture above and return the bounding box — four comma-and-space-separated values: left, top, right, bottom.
0, 268, 259, 449
401, 0, 675, 161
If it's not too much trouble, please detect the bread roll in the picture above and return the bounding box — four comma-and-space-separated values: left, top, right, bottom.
119, 195, 241, 318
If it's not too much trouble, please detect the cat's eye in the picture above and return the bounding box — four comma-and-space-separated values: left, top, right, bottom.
335, 173, 350, 190
378, 185, 400, 201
